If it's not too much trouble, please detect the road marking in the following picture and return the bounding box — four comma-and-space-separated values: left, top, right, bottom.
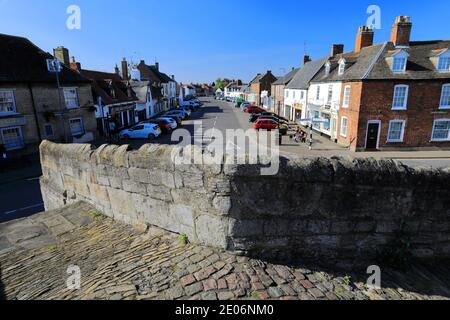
3, 203, 44, 215
27, 177, 41, 181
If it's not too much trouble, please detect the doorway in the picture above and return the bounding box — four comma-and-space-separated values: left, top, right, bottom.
365, 121, 381, 150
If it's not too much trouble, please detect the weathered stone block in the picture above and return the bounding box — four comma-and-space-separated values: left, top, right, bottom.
195, 215, 228, 249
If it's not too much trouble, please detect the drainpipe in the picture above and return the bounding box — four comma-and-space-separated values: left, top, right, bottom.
27, 82, 43, 142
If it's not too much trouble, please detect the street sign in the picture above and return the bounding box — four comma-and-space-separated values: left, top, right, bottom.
298, 118, 329, 124
47, 59, 62, 73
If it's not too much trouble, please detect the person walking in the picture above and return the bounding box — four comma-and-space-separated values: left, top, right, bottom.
0, 144, 7, 167
0, 144, 7, 160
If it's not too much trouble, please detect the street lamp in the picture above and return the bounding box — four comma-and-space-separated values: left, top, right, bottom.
47, 59, 68, 143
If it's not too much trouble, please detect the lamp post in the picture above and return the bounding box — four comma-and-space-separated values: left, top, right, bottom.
47, 59, 68, 143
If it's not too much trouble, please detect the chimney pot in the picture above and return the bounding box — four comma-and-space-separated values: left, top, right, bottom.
303, 55, 312, 65
390, 16, 412, 47
121, 58, 129, 80
53, 46, 70, 66
355, 26, 374, 53
330, 44, 344, 57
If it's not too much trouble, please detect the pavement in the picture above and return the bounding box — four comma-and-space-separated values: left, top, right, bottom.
1, 201, 450, 300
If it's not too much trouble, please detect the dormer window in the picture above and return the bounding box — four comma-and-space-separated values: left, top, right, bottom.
325, 62, 331, 76
393, 57, 407, 72
338, 59, 346, 76
438, 56, 450, 72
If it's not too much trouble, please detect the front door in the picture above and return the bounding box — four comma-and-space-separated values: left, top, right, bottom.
366, 122, 380, 149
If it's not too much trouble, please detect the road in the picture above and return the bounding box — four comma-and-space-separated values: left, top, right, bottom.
0, 177, 44, 223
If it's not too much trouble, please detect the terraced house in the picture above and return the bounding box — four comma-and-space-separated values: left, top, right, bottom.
307, 16, 450, 151
137, 60, 177, 111
0, 35, 97, 159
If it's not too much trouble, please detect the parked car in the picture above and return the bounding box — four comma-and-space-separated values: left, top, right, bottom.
163, 115, 182, 126
250, 113, 289, 123
245, 106, 266, 114
254, 116, 289, 126
253, 119, 289, 135
179, 101, 197, 111
165, 109, 189, 120
146, 117, 178, 133
119, 123, 162, 140
240, 103, 251, 111
260, 112, 289, 122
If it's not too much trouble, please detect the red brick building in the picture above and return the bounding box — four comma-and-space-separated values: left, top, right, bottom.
323, 16, 450, 151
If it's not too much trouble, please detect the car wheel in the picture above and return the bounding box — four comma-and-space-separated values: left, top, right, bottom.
148, 134, 155, 140
123, 134, 130, 140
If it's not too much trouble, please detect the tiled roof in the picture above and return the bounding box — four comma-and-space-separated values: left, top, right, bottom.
273, 68, 300, 85
367, 40, 450, 80
80, 69, 137, 105
311, 40, 450, 83
287, 56, 329, 89
0, 33, 90, 83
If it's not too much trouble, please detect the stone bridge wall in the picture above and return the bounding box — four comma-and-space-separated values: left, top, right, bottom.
40, 141, 450, 265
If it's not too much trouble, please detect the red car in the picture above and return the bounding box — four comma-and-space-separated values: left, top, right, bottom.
253, 119, 288, 135
245, 106, 266, 114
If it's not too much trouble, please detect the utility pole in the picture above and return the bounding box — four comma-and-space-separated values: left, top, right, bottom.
47, 59, 68, 143
55, 67, 68, 143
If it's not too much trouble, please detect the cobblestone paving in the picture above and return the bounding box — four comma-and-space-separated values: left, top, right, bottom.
1, 202, 450, 300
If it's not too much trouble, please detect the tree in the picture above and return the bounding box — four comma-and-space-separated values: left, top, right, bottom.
214, 78, 225, 90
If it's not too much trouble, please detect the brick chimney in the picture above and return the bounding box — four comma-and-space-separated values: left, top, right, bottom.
331, 44, 344, 57
355, 26, 374, 53
390, 16, 412, 47
155, 62, 159, 71
114, 64, 120, 75
121, 58, 129, 80
303, 55, 311, 65
69, 56, 81, 72
53, 46, 70, 66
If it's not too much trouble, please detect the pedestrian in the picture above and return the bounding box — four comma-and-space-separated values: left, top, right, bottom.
0, 144, 7, 160
294, 127, 302, 143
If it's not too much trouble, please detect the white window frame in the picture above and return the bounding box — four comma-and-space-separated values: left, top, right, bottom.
338, 61, 345, 76
387, 120, 406, 143
431, 118, 450, 142
0, 126, 24, 151
392, 54, 408, 73
316, 86, 320, 101
340, 117, 348, 137
439, 84, 450, 109
327, 85, 333, 104
0, 89, 17, 115
285, 90, 289, 98
343, 86, 351, 108
69, 117, 84, 136
63, 87, 80, 109
392, 85, 409, 110
325, 63, 331, 76
438, 55, 450, 72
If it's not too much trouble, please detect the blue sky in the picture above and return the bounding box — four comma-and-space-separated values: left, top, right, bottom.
0, 0, 449, 83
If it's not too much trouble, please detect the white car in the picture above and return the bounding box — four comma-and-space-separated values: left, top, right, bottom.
119, 123, 161, 140
165, 109, 190, 119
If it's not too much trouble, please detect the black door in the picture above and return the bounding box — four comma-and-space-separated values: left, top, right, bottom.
366, 123, 379, 149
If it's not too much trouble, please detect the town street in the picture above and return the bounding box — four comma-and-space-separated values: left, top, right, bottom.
1, 97, 450, 224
